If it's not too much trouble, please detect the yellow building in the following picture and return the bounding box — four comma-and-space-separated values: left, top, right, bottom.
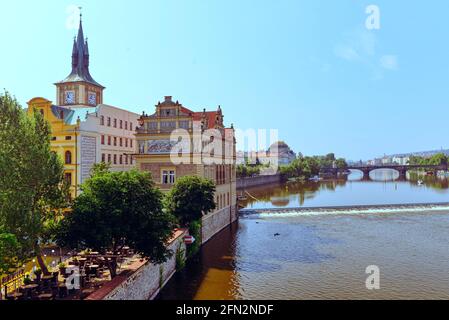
27, 97, 81, 198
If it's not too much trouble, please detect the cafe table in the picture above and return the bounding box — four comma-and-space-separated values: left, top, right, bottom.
21, 284, 39, 298
7, 292, 24, 300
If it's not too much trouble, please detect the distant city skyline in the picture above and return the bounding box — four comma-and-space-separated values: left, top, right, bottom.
1, 0, 448, 160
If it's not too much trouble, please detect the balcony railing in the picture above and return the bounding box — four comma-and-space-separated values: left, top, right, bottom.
136, 128, 193, 134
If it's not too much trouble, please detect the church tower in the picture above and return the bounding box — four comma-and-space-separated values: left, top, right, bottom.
55, 13, 105, 107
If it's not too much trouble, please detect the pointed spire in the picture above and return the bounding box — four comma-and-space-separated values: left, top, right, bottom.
77, 12, 85, 46
71, 37, 78, 68
84, 38, 89, 56
59, 10, 104, 89
72, 37, 77, 54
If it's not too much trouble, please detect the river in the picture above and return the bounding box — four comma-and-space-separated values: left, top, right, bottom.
158, 170, 449, 300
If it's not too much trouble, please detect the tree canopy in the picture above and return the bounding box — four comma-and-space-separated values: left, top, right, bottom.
55, 169, 175, 278
0, 231, 20, 275
408, 153, 448, 167
165, 176, 216, 227
0, 91, 69, 274
280, 153, 348, 179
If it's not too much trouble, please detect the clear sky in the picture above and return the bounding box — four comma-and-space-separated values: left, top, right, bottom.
1, 0, 448, 161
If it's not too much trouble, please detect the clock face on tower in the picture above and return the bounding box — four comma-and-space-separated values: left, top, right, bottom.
64, 91, 75, 104
88, 92, 97, 105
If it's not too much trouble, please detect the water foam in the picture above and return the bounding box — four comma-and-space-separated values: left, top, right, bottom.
241, 203, 449, 218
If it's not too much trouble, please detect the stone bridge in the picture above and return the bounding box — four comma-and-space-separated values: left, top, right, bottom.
322, 164, 448, 180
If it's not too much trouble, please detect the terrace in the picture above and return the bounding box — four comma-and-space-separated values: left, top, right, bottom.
1, 247, 139, 300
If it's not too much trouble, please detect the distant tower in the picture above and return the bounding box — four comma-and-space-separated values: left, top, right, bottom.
55, 12, 105, 107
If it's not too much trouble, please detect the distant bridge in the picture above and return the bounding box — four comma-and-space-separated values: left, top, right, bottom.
322, 164, 448, 180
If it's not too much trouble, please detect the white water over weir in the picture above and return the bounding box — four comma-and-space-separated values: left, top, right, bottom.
239, 202, 449, 218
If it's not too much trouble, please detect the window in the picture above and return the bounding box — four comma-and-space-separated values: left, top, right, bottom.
130, 122, 133, 131
162, 170, 176, 185
162, 109, 176, 117
114, 118, 117, 128
114, 137, 117, 146
107, 117, 111, 126
102, 154, 105, 163
120, 138, 123, 147
125, 139, 128, 148
130, 140, 133, 148
119, 155, 123, 165
64, 173, 72, 185
120, 120, 123, 129
161, 121, 176, 130
65, 151, 72, 164
51, 137, 57, 141
179, 120, 190, 129
125, 155, 128, 165
101, 135, 105, 145
113, 154, 117, 165
108, 136, 111, 146
138, 141, 145, 154
100, 116, 104, 125
147, 122, 158, 131
125, 121, 128, 130
39, 109, 44, 116
108, 154, 111, 163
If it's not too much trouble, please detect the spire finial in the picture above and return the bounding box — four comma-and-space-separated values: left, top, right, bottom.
79, 6, 83, 20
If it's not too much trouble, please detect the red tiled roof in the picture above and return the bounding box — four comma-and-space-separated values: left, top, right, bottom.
193, 111, 220, 129
180, 106, 194, 115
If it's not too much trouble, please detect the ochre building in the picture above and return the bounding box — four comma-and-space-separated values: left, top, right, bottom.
135, 96, 238, 242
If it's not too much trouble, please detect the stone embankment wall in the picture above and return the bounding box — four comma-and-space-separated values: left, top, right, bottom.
237, 174, 282, 189
202, 206, 238, 244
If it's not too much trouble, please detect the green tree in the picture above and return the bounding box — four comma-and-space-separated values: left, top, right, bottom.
408, 153, 448, 167
165, 176, 216, 227
429, 153, 448, 166
280, 153, 345, 180
335, 158, 348, 169
0, 231, 21, 275
90, 162, 111, 176
55, 170, 175, 278
0, 91, 68, 275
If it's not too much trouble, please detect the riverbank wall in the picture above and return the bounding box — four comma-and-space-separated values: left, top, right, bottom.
202, 206, 239, 244
237, 174, 282, 189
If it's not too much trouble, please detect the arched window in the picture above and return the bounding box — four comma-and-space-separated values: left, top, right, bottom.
65, 151, 72, 164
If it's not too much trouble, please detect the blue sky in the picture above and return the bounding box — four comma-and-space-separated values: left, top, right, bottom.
1, 0, 448, 160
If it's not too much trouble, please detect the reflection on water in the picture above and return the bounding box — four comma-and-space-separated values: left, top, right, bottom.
158, 170, 449, 300
241, 170, 449, 209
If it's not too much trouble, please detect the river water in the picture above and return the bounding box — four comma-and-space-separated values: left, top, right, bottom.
158, 170, 449, 300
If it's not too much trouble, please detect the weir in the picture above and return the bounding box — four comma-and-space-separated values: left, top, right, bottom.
240, 202, 449, 216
